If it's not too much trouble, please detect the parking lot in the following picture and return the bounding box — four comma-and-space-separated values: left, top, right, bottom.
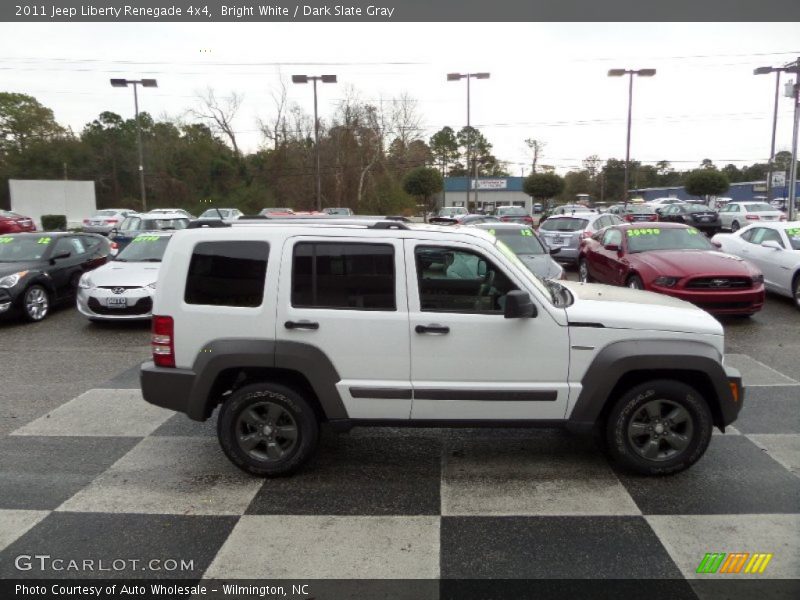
0, 284, 798, 598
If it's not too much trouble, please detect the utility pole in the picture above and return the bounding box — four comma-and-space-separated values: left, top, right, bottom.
788, 57, 800, 222
448, 72, 490, 212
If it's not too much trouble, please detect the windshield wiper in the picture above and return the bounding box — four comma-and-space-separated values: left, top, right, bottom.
114, 258, 128, 262
138, 258, 162, 262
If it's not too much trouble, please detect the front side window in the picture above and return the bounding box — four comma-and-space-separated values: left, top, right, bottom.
292, 242, 395, 311
602, 228, 623, 246
750, 227, 784, 247
415, 246, 517, 313
121, 217, 141, 231
185, 241, 268, 307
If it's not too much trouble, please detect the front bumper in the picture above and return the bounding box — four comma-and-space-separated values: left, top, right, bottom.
651, 285, 765, 315
720, 365, 744, 427
77, 286, 154, 320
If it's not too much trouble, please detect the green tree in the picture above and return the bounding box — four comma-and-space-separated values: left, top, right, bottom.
429, 126, 459, 177
402, 166, 443, 221
0, 92, 65, 154
523, 172, 564, 204
684, 169, 729, 201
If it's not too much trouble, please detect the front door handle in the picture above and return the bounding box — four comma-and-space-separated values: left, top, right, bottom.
285, 320, 319, 330
415, 324, 450, 335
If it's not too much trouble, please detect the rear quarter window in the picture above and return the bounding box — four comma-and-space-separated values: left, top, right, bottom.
184, 241, 269, 307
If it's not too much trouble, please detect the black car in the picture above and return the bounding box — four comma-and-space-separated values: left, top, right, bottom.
0, 232, 110, 322
658, 203, 721, 234
110, 213, 190, 254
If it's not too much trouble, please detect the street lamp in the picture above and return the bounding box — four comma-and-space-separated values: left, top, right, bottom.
292, 74, 337, 212
754, 61, 800, 219
110, 78, 157, 212
608, 68, 656, 207
447, 72, 490, 211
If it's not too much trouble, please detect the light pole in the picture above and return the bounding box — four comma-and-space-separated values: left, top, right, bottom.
448, 72, 490, 212
608, 68, 656, 207
755, 60, 800, 219
292, 74, 337, 212
110, 78, 157, 212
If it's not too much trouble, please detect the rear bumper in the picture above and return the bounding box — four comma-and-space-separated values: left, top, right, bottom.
140, 361, 197, 417
552, 247, 580, 264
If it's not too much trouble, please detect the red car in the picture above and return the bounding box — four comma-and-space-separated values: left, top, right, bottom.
578, 222, 765, 316
0, 210, 36, 234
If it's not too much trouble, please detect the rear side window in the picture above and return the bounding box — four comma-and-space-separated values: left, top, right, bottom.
185, 241, 268, 307
292, 242, 395, 311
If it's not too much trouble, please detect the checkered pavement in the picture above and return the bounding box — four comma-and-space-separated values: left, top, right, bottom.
0, 354, 798, 595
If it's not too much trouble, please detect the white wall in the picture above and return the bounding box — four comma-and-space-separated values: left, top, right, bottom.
9, 180, 96, 229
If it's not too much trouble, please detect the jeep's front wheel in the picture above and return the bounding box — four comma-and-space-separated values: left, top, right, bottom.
217, 382, 319, 477
606, 380, 712, 475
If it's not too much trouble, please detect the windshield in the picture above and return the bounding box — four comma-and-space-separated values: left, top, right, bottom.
497, 206, 526, 216
745, 203, 774, 212
0, 235, 52, 261
142, 218, 189, 230
115, 235, 171, 262
494, 239, 555, 303
541, 217, 589, 232
199, 209, 231, 218
93, 210, 118, 217
785, 226, 800, 251
685, 204, 710, 211
489, 228, 546, 255
626, 227, 713, 253
627, 205, 656, 214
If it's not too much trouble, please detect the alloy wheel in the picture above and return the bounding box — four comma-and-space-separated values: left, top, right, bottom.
235, 401, 298, 462
24, 286, 49, 321
627, 399, 694, 462
579, 260, 589, 283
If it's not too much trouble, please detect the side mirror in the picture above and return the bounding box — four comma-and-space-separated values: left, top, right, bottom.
504, 290, 537, 319
711, 240, 722, 249
604, 243, 620, 252
52, 251, 71, 260
762, 240, 782, 250
549, 246, 561, 255
477, 260, 488, 277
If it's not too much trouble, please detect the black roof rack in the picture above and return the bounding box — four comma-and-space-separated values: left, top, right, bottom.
187, 219, 230, 229
368, 221, 410, 230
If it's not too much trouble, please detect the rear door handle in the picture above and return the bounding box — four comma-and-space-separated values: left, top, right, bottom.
415, 324, 450, 334
285, 320, 319, 330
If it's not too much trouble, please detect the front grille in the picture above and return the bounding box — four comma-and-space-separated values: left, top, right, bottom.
686, 277, 752, 290
695, 301, 754, 310
98, 286, 140, 290
87, 296, 152, 316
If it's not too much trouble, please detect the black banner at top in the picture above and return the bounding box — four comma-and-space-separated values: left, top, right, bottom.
3, 0, 800, 22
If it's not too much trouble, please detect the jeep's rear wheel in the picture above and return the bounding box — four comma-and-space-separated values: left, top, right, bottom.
218, 382, 319, 477
606, 380, 712, 475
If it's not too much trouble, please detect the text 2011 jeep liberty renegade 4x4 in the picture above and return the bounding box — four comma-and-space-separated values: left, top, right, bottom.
140, 220, 743, 476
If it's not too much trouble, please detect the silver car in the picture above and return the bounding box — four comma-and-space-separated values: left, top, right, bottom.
473, 222, 563, 280
718, 201, 786, 232
77, 231, 172, 321
538, 212, 623, 266
82, 209, 135, 235
197, 208, 244, 223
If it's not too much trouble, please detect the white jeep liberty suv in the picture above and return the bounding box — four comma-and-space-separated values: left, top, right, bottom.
140, 219, 743, 477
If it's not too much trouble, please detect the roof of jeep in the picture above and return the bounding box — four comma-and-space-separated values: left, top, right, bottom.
174, 220, 498, 244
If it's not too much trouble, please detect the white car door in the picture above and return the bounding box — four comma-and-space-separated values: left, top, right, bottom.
276, 236, 412, 419
404, 239, 570, 421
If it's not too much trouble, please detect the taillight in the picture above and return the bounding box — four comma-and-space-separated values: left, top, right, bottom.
649, 215, 658, 222
779, 215, 787, 221
105, 219, 118, 224
500, 216, 510, 222
581, 230, 593, 239
745, 214, 760, 221
624, 215, 634, 222
83, 219, 90, 225
152, 315, 175, 368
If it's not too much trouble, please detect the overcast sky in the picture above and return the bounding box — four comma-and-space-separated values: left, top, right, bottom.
1, 21, 799, 174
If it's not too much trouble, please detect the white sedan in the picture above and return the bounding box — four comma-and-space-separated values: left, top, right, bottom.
718, 201, 785, 232
712, 222, 800, 309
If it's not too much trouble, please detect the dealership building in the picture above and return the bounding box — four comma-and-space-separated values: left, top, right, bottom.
440, 177, 533, 213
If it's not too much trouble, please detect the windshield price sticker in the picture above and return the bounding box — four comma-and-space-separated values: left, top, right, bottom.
134, 235, 160, 242
627, 228, 661, 237
521, 229, 533, 236
37, 237, 52, 244
786, 228, 800, 238
0, 237, 13, 244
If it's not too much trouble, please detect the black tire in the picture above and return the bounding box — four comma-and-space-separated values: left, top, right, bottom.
626, 274, 645, 290
606, 379, 713, 475
793, 272, 800, 311
22, 284, 50, 322
731, 221, 740, 232
217, 382, 319, 477
578, 258, 593, 283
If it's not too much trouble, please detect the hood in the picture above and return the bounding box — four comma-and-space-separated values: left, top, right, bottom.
561, 281, 723, 337
518, 254, 563, 280
86, 261, 161, 287
0, 260, 45, 277
633, 250, 756, 277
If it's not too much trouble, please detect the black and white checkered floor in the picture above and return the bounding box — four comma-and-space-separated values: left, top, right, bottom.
0, 354, 798, 594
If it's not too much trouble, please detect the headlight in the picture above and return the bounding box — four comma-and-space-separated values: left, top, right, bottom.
752, 274, 764, 285
78, 273, 94, 289
0, 271, 27, 288
146, 282, 157, 290
653, 276, 679, 288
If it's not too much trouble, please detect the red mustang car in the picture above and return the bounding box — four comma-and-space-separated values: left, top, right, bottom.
578, 222, 765, 316
0, 210, 36, 234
